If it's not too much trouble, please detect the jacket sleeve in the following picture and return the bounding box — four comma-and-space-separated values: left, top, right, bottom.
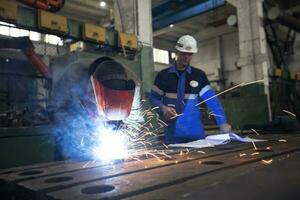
198, 73, 227, 126
149, 73, 165, 108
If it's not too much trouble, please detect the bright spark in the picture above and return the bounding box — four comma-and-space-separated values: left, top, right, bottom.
251, 128, 260, 135
151, 106, 159, 111
170, 113, 184, 119
279, 139, 287, 142
92, 126, 129, 162
252, 141, 257, 150
85, 106, 177, 165
282, 110, 296, 117
195, 79, 264, 107
158, 119, 168, 127
82, 161, 91, 168
261, 159, 273, 164
209, 112, 224, 118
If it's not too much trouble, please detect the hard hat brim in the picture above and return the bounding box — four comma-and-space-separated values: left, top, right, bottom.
175, 45, 198, 53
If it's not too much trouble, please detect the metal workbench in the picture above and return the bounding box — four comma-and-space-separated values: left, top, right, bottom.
1, 132, 300, 200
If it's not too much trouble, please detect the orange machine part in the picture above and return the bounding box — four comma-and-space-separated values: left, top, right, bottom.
18, 0, 64, 12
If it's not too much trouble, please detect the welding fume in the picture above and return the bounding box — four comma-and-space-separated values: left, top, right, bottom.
51, 56, 143, 161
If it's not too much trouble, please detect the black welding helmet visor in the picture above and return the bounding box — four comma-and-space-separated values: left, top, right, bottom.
90, 58, 135, 120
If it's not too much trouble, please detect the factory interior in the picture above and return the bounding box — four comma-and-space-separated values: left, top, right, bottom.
0, 0, 300, 199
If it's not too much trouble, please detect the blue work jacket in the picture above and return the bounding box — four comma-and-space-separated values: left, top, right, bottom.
149, 65, 227, 144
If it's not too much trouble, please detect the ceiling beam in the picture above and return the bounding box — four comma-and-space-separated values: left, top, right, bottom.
153, 3, 234, 37
153, 0, 226, 31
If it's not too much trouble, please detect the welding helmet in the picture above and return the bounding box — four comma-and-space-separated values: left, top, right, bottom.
175, 35, 198, 53
89, 57, 135, 121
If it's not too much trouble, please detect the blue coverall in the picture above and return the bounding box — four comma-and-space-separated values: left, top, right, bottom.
149, 65, 227, 144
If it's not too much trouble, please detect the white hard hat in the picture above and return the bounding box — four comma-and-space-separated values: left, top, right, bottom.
175, 35, 198, 53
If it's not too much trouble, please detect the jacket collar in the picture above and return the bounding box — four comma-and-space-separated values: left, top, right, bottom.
168, 63, 192, 74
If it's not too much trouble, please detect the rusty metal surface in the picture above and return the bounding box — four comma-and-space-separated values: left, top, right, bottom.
1, 133, 300, 200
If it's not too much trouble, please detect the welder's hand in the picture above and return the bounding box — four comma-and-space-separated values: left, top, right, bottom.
161, 105, 177, 121
220, 123, 232, 133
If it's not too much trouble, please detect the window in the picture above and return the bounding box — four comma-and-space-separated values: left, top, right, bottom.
0, 21, 13, 36
29, 31, 41, 41
0, 21, 63, 46
10, 28, 30, 37
45, 34, 63, 46
153, 48, 170, 64
0, 21, 42, 42
19, 29, 30, 37
10, 27, 21, 37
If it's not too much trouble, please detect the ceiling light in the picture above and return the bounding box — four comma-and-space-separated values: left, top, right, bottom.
169, 24, 174, 28
100, 1, 106, 7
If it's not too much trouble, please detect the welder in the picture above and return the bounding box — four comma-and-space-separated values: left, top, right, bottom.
52, 56, 143, 160
149, 35, 231, 144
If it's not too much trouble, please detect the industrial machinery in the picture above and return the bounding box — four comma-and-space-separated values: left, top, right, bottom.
0, 36, 54, 169
0, 36, 51, 127
50, 53, 143, 160
0, 37, 49, 77
0, 0, 143, 168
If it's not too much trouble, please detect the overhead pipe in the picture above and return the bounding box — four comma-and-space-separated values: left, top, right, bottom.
268, 6, 300, 33
17, 0, 65, 12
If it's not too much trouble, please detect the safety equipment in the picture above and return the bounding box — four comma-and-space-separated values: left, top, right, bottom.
175, 35, 198, 53
90, 58, 135, 121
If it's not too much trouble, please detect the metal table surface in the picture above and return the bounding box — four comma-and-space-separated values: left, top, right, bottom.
1, 132, 300, 200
